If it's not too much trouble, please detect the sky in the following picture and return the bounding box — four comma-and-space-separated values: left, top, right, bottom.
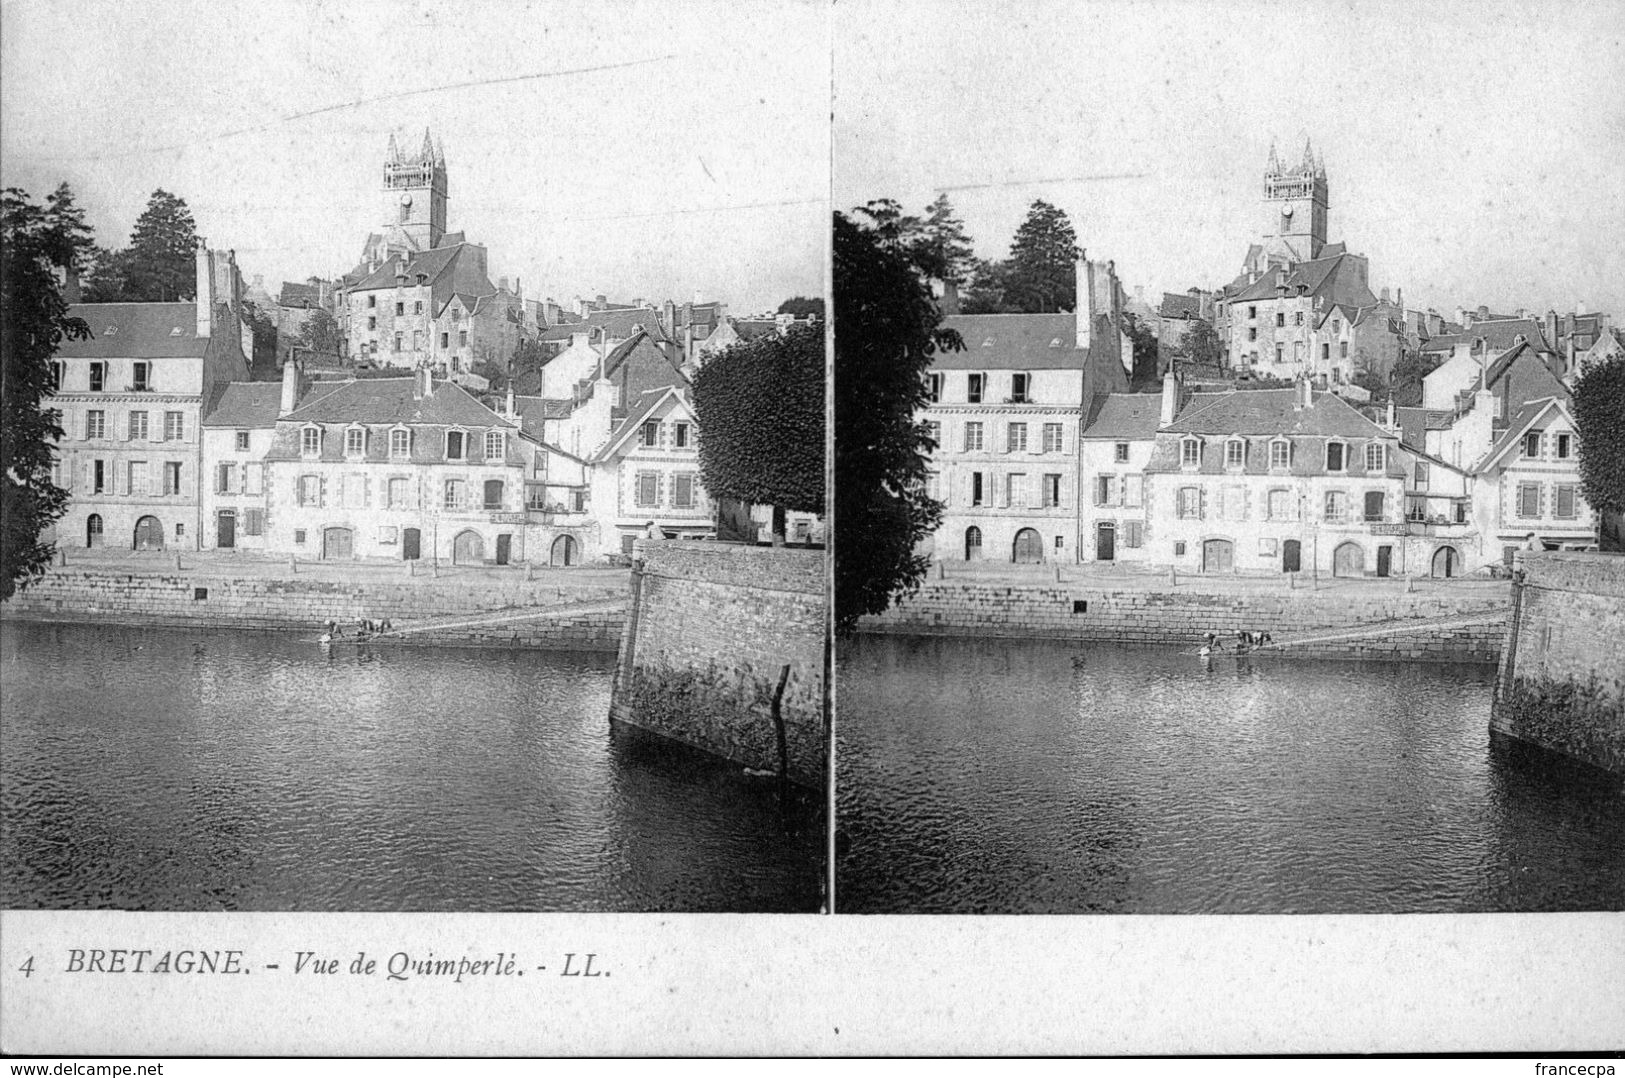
834, 0, 1625, 319
0, 0, 829, 316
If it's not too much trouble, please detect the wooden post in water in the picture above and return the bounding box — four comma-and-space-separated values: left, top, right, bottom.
771, 663, 792, 782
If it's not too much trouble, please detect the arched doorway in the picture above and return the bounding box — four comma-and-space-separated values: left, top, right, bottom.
1333, 541, 1365, 577
322, 527, 353, 560
964, 526, 982, 561
453, 529, 485, 565
133, 515, 164, 551
1202, 538, 1233, 573
1432, 546, 1459, 578
1012, 527, 1044, 564
1095, 522, 1116, 561
1282, 539, 1301, 573
551, 534, 577, 566
86, 514, 104, 548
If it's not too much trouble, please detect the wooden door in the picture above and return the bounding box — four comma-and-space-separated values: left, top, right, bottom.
1432, 546, 1458, 578
134, 515, 164, 551
453, 530, 484, 565
551, 535, 575, 566
1202, 538, 1233, 573
495, 533, 511, 566
1282, 539, 1301, 573
402, 528, 421, 560
217, 511, 236, 549
1012, 528, 1044, 564
1376, 545, 1392, 578
1333, 541, 1364, 577
322, 527, 353, 560
1095, 523, 1116, 561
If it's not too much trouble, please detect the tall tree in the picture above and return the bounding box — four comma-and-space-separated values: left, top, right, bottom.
834, 212, 957, 634
2, 188, 92, 599
1172, 317, 1222, 369
959, 257, 1017, 314
850, 198, 924, 254
120, 189, 199, 302
43, 183, 96, 276
777, 295, 825, 319
1001, 199, 1080, 313
296, 307, 343, 356
1572, 355, 1625, 550
912, 193, 976, 288
692, 321, 825, 543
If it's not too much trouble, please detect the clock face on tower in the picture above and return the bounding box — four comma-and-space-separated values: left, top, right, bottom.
399, 193, 412, 208
1281, 204, 1294, 219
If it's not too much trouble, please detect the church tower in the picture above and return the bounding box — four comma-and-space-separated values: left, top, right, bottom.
1261, 138, 1328, 264
381, 128, 448, 253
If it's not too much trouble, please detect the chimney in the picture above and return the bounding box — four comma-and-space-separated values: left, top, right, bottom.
1386, 398, 1396, 430
693, 289, 703, 305
195, 241, 213, 338
1544, 309, 1559, 349
279, 356, 300, 415
416, 365, 434, 399
1159, 370, 1180, 426
1297, 378, 1313, 409
1074, 255, 1093, 352
499, 277, 509, 293
941, 279, 961, 316
663, 299, 677, 336
505, 385, 515, 418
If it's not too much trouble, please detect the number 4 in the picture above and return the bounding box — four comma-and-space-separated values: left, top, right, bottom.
18, 956, 35, 978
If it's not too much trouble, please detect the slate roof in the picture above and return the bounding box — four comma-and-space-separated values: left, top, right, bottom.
512, 395, 575, 440
933, 314, 1087, 370
1082, 392, 1164, 439
1162, 387, 1392, 439
1223, 252, 1377, 308
732, 319, 783, 342
1478, 398, 1568, 472
1158, 293, 1203, 320
1394, 406, 1456, 449
280, 376, 510, 428
278, 282, 323, 309
202, 383, 285, 428
1419, 318, 1550, 355
536, 306, 673, 344
344, 243, 496, 319
57, 303, 211, 358
595, 387, 689, 463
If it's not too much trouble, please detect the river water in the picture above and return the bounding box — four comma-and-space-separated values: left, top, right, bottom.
1, 621, 822, 912
837, 634, 1625, 914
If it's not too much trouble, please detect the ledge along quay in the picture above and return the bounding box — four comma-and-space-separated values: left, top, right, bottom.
2, 105, 829, 912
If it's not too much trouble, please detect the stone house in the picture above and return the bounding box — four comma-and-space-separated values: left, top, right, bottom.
590, 385, 714, 557
47, 243, 251, 552
1470, 397, 1595, 565
199, 382, 285, 553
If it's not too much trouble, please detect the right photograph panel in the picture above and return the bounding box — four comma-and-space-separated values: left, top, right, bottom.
832, 0, 1625, 914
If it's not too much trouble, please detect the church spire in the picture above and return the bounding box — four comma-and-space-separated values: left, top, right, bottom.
421, 127, 435, 165
1267, 139, 1281, 175
434, 136, 446, 167
1301, 137, 1315, 173
386, 131, 400, 165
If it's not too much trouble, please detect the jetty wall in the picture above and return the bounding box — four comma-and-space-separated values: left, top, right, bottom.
1493, 553, 1625, 774
611, 541, 827, 789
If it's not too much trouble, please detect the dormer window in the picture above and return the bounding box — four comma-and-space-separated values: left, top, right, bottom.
673, 422, 690, 449
1010, 373, 1031, 404
445, 430, 466, 461
1325, 440, 1346, 472
1048, 338, 1062, 348
640, 420, 660, 447
1180, 437, 1202, 468
390, 428, 411, 458
1225, 438, 1245, 469
967, 373, 985, 404
345, 427, 366, 457
89, 362, 105, 392
300, 426, 321, 457
925, 372, 941, 404
484, 430, 505, 460
169, 326, 182, 336
1269, 438, 1291, 470
1522, 431, 1541, 458
1365, 443, 1386, 473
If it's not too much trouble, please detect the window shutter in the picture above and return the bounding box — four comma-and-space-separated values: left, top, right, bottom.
148, 461, 158, 496
1200, 488, 1207, 520
122, 414, 132, 441
319, 477, 327, 508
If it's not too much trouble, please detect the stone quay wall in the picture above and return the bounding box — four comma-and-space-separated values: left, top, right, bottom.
611, 541, 827, 789
1493, 552, 1625, 775
861, 581, 1509, 663
1, 568, 625, 651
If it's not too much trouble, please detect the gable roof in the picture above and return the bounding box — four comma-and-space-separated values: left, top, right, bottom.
1158, 293, 1202, 320
933, 313, 1087, 370
281, 376, 510, 428
57, 302, 212, 358
594, 386, 690, 462
1224, 252, 1376, 308
1419, 318, 1551, 355
1394, 406, 1457, 449
1476, 397, 1570, 472
1082, 392, 1164, 439
536, 306, 674, 344
344, 242, 496, 319
512, 395, 575, 439
1162, 387, 1392, 439
278, 282, 323, 309
202, 383, 284, 428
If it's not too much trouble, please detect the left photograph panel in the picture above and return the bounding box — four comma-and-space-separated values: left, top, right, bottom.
0, 0, 830, 913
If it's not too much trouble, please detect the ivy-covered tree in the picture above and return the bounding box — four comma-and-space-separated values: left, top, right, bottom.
2, 188, 92, 599
691, 320, 825, 543
1001, 199, 1080, 313
83, 189, 198, 303
834, 211, 958, 634
1572, 355, 1625, 551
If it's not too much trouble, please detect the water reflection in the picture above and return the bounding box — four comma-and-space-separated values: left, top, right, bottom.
837, 634, 1625, 914
2, 621, 821, 912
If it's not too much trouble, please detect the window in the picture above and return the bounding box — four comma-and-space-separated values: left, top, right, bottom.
298, 475, 321, 507
1094, 475, 1116, 507
1007, 423, 1028, 453
1555, 484, 1577, 519
1414, 461, 1430, 490
1556, 433, 1572, 459
1180, 438, 1201, 468
368, 317, 377, 331
1364, 491, 1386, 522
526, 484, 547, 510
132, 362, 151, 391
674, 473, 695, 509
1322, 343, 1330, 361
345, 428, 365, 456
388, 477, 410, 508
964, 422, 984, 451
458, 330, 468, 347
640, 420, 660, 447
1294, 311, 1304, 326
89, 362, 105, 392
967, 373, 984, 404
1269, 439, 1290, 469
572, 489, 588, 513
295, 529, 307, 545
1113, 441, 1128, 463
925, 472, 940, 501
301, 427, 320, 456
970, 472, 984, 507
1042, 473, 1062, 508
395, 302, 404, 316
483, 479, 504, 510
445, 430, 466, 460
925, 421, 941, 448
216, 463, 237, 494
1332, 319, 1341, 334
1324, 490, 1348, 523
444, 479, 467, 510
394, 333, 403, 352
485, 430, 506, 459
1522, 432, 1541, 459
925, 373, 942, 403
1125, 475, 1143, 508
1248, 327, 1258, 341
635, 472, 658, 508
1011, 373, 1030, 403
235, 430, 250, 452
127, 460, 149, 496
441, 332, 449, 349
163, 461, 181, 495
414, 301, 423, 315
129, 411, 149, 441
1340, 342, 1348, 358
1517, 482, 1540, 519
1275, 344, 1284, 363
1267, 488, 1291, 521
92, 459, 106, 493
390, 429, 410, 458
1294, 341, 1304, 363
164, 412, 184, 441
1247, 306, 1257, 320
1042, 424, 1065, 454
1177, 486, 1202, 519
1365, 443, 1386, 472
1326, 441, 1346, 472
1123, 521, 1144, 549
1225, 439, 1245, 469
1276, 312, 1285, 327
367, 295, 376, 309
673, 423, 690, 449
1006, 474, 1026, 508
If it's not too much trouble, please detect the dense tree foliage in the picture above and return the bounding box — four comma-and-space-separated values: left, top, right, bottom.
82, 189, 198, 303
295, 308, 343, 356
777, 295, 825, 319
692, 320, 825, 542
1572, 355, 1625, 549
959, 199, 1081, 314
834, 211, 957, 634
2, 188, 92, 599
1389, 350, 1442, 408
1123, 312, 1160, 391
913, 194, 976, 288
1172, 317, 1222, 369
240, 300, 278, 372
959, 257, 1017, 314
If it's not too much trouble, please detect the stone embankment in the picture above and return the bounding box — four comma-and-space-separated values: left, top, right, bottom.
1, 564, 627, 652
861, 574, 1510, 664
